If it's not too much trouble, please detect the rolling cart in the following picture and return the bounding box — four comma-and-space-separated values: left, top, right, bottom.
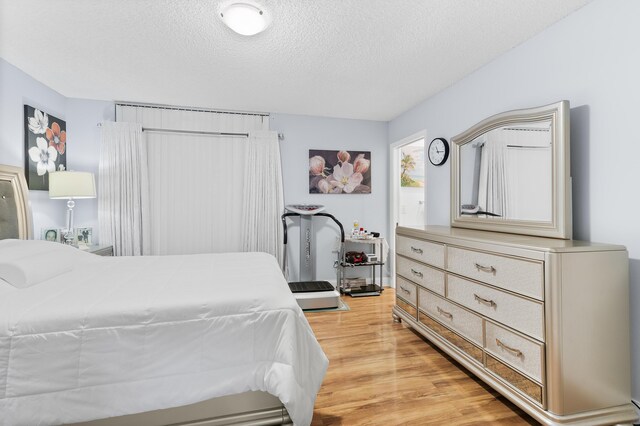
337, 237, 385, 297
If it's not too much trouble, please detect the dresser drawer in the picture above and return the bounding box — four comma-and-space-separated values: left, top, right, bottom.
485, 320, 544, 383
447, 275, 544, 341
486, 354, 544, 406
396, 277, 417, 306
397, 256, 445, 296
396, 296, 417, 319
418, 312, 483, 365
396, 236, 445, 269
447, 246, 543, 300
418, 289, 483, 346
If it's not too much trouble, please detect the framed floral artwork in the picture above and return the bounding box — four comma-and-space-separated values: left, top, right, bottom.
24, 105, 67, 190
309, 149, 371, 194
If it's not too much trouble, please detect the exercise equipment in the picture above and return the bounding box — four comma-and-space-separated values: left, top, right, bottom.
281, 204, 344, 310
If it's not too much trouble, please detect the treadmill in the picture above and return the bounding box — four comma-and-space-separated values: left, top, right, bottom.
281, 205, 344, 310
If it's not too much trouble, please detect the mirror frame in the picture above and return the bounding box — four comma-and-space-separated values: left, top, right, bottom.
450, 100, 571, 239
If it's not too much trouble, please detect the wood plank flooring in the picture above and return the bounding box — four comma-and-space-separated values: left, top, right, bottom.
304, 289, 537, 425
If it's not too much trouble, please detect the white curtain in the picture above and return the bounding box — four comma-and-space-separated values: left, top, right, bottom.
503, 130, 552, 221
241, 131, 284, 264
145, 132, 247, 255
115, 105, 276, 256
477, 130, 509, 218
477, 128, 552, 221
98, 122, 150, 256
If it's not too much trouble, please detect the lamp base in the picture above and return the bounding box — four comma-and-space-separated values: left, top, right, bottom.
64, 199, 76, 244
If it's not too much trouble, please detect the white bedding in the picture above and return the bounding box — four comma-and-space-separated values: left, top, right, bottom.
0, 242, 328, 426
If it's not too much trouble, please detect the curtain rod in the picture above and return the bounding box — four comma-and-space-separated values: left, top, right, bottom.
115, 101, 269, 117
143, 127, 248, 137
97, 123, 284, 139
503, 127, 550, 132
472, 142, 550, 149
96, 124, 247, 137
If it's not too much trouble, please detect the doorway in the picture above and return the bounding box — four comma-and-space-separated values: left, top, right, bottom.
389, 130, 427, 287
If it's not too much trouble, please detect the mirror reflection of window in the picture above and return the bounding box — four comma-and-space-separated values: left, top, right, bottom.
460, 120, 552, 222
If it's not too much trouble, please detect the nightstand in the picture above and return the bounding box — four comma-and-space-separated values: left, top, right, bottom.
84, 245, 114, 256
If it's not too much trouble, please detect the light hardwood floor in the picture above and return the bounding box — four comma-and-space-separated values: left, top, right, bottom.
304, 289, 537, 425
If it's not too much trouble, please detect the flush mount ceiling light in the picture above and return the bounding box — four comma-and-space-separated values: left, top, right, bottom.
220, 3, 269, 36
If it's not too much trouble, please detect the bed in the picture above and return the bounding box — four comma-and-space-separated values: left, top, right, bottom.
0, 165, 328, 426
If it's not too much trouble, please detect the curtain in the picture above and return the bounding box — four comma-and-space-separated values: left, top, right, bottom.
477, 130, 509, 218
503, 130, 552, 221
477, 128, 552, 221
241, 131, 284, 264
145, 132, 247, 255
116, 104, 272, 256
98, 122, 150, 256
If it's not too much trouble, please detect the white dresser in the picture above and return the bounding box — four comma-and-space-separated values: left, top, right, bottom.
393, 225, 637, 425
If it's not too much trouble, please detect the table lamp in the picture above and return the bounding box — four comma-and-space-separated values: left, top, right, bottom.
49, 171, 96, 244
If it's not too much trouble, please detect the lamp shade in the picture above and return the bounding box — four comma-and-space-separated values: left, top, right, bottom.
49, 171, 96, 199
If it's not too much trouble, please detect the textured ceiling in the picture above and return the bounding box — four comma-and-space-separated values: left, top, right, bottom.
0, 0, 591, 121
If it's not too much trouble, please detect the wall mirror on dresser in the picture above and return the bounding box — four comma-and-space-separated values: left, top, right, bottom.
451, 100, 571, 239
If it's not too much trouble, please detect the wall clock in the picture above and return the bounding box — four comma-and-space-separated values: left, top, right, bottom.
428, 137, 449, 166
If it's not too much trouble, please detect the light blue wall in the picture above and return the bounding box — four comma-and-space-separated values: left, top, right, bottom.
271, 113, 388, 282
66, 99, 115, 240
0, 57, 114, 242
0, 57, 68, 236
389, 0, 640, 403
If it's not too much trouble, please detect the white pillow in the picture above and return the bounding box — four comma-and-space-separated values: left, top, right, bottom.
0, 240, 95, 288
0, 239, 80, 260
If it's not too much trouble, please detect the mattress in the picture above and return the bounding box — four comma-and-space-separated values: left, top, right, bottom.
0, 243, 328, 426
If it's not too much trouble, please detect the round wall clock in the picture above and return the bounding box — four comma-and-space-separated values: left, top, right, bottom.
428, 137, 449, 166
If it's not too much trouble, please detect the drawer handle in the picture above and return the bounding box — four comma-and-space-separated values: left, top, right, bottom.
410, 246, 423, 254
474, 293, 496, 308
399, 285, 411, 295
496, 338, 523, 358
474, 262, 496, 275
437, 306, 453, 319
410, 268, 423, 278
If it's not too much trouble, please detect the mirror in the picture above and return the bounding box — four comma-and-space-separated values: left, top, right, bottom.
451, 101, 572, 239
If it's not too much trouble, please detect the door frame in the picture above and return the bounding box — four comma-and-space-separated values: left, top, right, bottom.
389, 130, 427, 288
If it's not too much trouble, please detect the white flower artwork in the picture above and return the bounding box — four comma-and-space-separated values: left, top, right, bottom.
330, 162, 363, 194
308, 149, 371, 194
28, 137, 58, 176
28, 108, 49, 134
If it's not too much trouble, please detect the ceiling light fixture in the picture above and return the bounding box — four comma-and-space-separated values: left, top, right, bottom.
220, 3, 269, 36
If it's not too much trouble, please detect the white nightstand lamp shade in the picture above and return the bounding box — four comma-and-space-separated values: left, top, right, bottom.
49, 171, 96, 199
49, 171, 96, 244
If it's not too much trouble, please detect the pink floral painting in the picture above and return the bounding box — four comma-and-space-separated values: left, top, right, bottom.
309, 149, 371, 194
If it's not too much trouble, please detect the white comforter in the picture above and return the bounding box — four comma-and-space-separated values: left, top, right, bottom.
0, 244, 327, 426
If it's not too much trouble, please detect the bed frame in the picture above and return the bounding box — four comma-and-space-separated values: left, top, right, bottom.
0, 164, 292, 426
72, 392, 291, 426
0, 165, 32, 240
